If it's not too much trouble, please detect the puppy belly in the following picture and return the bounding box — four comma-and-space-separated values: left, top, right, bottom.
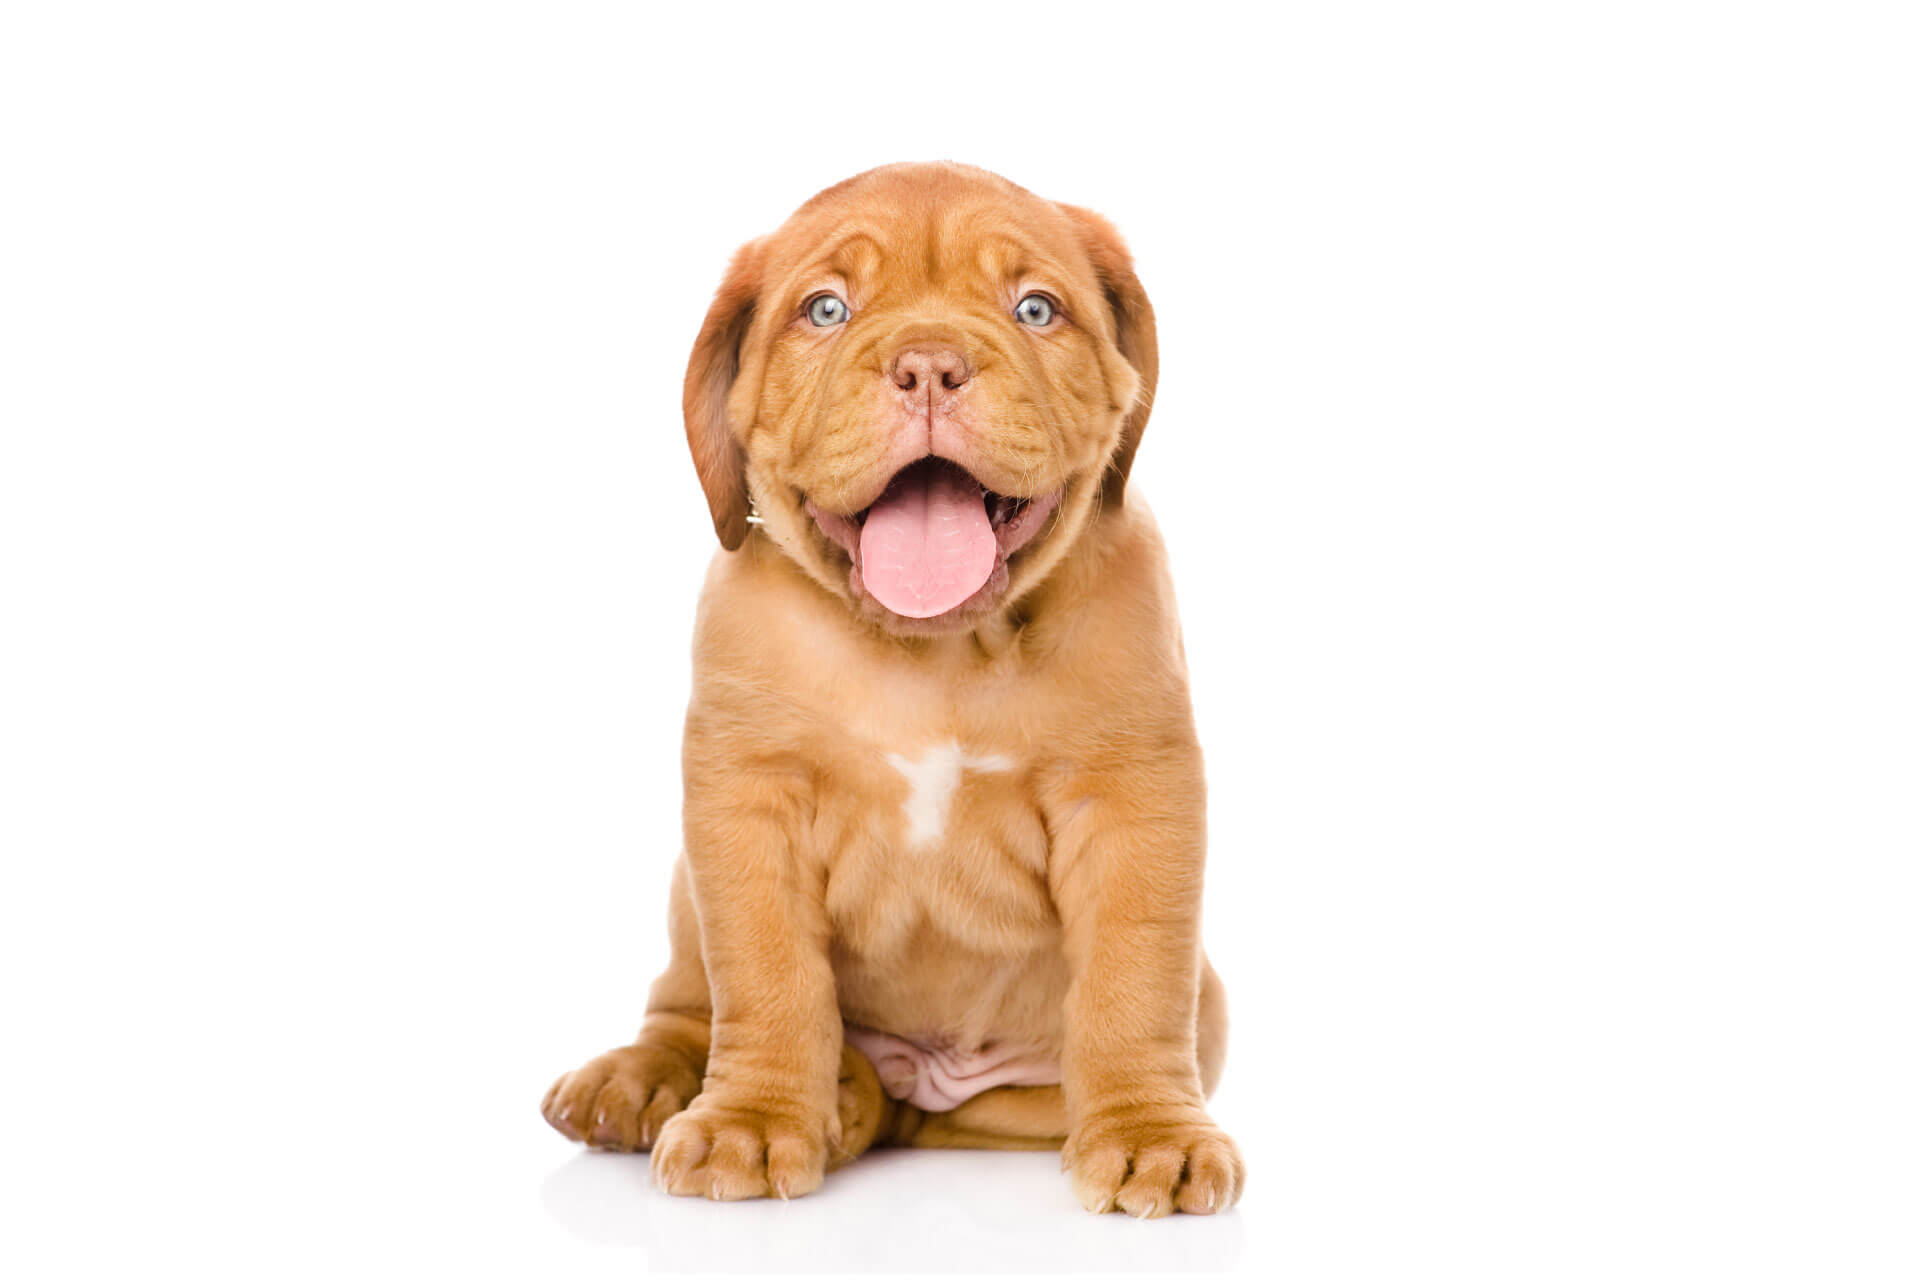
843, 1024, 1061, 1112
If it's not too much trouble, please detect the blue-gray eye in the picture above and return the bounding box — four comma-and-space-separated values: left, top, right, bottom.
1014, 294, 1054, 326
808, 294, 849, 326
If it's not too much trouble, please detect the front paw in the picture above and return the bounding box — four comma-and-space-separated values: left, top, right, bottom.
651, 1097, 830, 1201
1063, 1109, 1245, 1218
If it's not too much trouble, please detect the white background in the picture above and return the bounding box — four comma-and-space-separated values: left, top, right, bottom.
3, 2, 1915, 1276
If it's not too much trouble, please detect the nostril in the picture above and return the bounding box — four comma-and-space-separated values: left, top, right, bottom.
934, 351, 971, 390
892, 346, 970, 395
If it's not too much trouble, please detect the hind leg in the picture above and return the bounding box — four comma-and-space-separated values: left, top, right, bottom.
542, 1010, 709, 1150
542, 855, 714, 1150
830, 1038, 892, 1167
885, 1084, 1069, 1150
543, 856, 894, 1167
547, 1016, 888, 1167
885, 956, 1229, 1155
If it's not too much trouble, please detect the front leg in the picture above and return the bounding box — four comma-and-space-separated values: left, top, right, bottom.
649, 762, 842, 1200
1049, 751, 1246, 1217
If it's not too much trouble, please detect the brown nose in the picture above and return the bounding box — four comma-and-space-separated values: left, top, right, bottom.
892, 346, 972, 393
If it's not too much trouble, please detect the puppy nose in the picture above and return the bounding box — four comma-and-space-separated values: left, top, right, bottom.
892, 346, 972, 393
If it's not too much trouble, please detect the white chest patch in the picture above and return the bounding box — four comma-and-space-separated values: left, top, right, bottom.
884, 741, 1013, 849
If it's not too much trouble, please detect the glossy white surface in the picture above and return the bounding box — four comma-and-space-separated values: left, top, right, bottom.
542, 1147, 1248, 1273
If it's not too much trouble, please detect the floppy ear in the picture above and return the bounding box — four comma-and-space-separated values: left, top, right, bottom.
683, 238, 766, 550
1058, 204, 1159, 502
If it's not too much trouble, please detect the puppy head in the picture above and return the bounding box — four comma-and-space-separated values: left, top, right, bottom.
684, 162, 1156, 633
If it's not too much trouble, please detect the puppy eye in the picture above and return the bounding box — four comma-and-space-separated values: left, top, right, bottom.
1014, 293, 1055, 327
807, 294, 850, 327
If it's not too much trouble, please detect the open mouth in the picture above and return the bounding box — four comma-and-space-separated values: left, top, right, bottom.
805, 457, 1063, 622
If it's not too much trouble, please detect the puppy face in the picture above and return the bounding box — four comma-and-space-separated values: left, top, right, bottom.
684, 163, 1157, 633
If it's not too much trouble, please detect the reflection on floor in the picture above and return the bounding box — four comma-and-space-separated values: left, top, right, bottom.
541, 1145, 1246, 1274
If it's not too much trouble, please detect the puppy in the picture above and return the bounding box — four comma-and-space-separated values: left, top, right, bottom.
542, 162, 1242, 1218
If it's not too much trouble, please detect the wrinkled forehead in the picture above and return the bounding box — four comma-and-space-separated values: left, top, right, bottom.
766, 182, 1096, 308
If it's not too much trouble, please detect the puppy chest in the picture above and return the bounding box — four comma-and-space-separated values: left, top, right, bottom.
816, 738, 1057, 953
880, 741, 1014, 849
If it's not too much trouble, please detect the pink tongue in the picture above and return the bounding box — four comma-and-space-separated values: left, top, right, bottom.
858, 464, 998, 618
